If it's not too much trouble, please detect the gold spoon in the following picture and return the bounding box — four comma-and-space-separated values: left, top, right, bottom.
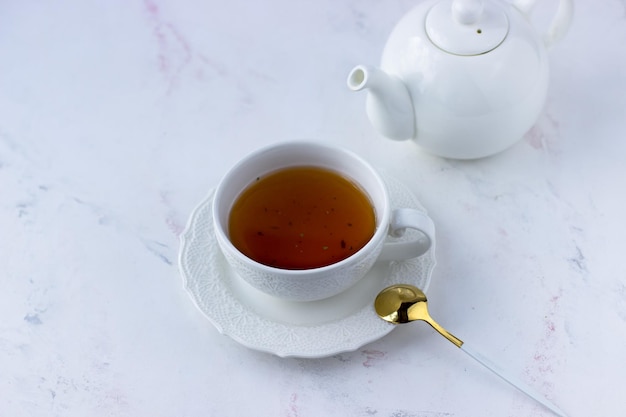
375, 284, 568, 417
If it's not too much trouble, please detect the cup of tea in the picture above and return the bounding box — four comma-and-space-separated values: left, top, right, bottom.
212, 141, 435, 301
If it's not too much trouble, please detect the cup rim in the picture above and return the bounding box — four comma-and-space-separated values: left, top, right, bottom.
212, 140, 391, 276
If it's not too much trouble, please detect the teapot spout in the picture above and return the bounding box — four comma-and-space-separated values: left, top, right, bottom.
347, 65, 415, 141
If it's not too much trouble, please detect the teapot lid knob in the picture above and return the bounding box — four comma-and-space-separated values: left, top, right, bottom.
426, 0, 509, 56
452, 0, 484, 25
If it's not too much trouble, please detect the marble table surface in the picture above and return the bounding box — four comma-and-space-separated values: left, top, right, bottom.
1, 0, 625, 416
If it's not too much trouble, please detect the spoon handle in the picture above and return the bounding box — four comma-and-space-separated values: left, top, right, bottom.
460, 344, 569, 417
423, 316, 463, 348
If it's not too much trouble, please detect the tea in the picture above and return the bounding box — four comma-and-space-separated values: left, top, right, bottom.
228, 166, 376, 269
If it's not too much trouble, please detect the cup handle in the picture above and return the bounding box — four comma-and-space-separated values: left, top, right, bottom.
377, 208, 435, 262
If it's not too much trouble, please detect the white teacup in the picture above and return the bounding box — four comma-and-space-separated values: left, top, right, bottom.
213, 141, 434, 301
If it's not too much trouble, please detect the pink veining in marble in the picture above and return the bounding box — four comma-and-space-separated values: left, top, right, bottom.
160, 191, 184, 236
525, 125, 545, 150
286, 393, 300, 417
362, 349, 386, 368
143, 0, 192, 94
524, 111, 562, 154
526, 289, 564, 398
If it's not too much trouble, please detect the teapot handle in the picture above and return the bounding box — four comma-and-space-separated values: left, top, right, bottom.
512, 0, 574, 48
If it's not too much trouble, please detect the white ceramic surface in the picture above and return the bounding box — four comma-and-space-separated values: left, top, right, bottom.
180, 174, 435, 357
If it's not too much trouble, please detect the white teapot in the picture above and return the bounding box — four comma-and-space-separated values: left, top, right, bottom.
348, 0, 573, 159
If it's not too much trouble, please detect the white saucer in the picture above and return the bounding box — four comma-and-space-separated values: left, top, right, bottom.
179, 174, 436, 358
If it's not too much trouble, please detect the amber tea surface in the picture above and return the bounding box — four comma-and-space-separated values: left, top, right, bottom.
228, 166, 376, 269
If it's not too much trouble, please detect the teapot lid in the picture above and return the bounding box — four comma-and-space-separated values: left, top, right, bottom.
426, 0, 509, 56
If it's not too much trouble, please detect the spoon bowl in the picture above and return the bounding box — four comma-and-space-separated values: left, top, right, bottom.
375, 285, 426, 323
375, 284, 462, 346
